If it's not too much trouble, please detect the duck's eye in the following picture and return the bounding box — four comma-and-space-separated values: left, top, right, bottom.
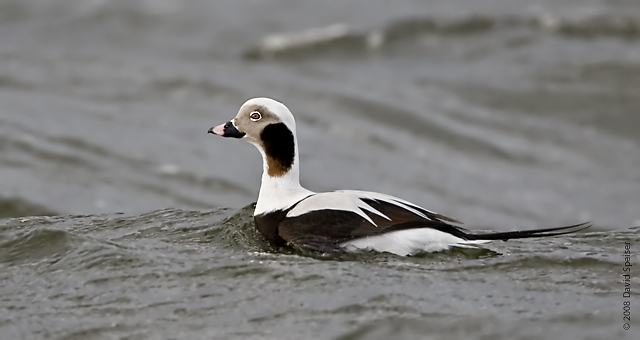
249, 111, 262, 121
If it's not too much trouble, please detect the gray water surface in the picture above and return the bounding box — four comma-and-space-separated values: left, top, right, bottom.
1, 208, 636, 339
1, 0, 639, 339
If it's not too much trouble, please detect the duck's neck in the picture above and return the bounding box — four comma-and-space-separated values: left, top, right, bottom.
254, 141, 313, 216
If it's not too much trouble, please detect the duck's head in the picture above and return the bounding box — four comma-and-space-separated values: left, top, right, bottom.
208, 97, 297, 177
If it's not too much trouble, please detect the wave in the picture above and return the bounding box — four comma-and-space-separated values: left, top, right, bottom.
244, 15, 640, 60
0, 205, 274, 268
0, 196, 57, 219
2, 207, 634, 271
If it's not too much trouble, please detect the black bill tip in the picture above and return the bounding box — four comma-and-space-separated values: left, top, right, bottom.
209, 121, 246, 138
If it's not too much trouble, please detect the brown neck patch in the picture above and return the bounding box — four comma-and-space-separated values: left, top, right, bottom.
266, 156, 291, 177
260, 123, 295, 177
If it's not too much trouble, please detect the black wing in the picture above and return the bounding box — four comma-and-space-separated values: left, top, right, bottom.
275, 194, 591, 253
278, 198, 469, 251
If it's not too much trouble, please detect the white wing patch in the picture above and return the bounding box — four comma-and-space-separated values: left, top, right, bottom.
286, 190, 436, 226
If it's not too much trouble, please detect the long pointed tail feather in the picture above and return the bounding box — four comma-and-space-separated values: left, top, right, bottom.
464, 222, 592, 241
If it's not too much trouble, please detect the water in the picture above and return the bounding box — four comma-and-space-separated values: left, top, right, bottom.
1, 0, 639, 338
1, 208, 636, 339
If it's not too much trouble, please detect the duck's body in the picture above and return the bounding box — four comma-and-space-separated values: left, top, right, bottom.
208, 97, 589, 256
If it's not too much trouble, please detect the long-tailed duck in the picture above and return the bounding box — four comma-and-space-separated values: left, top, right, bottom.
208, 97, 590, 256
